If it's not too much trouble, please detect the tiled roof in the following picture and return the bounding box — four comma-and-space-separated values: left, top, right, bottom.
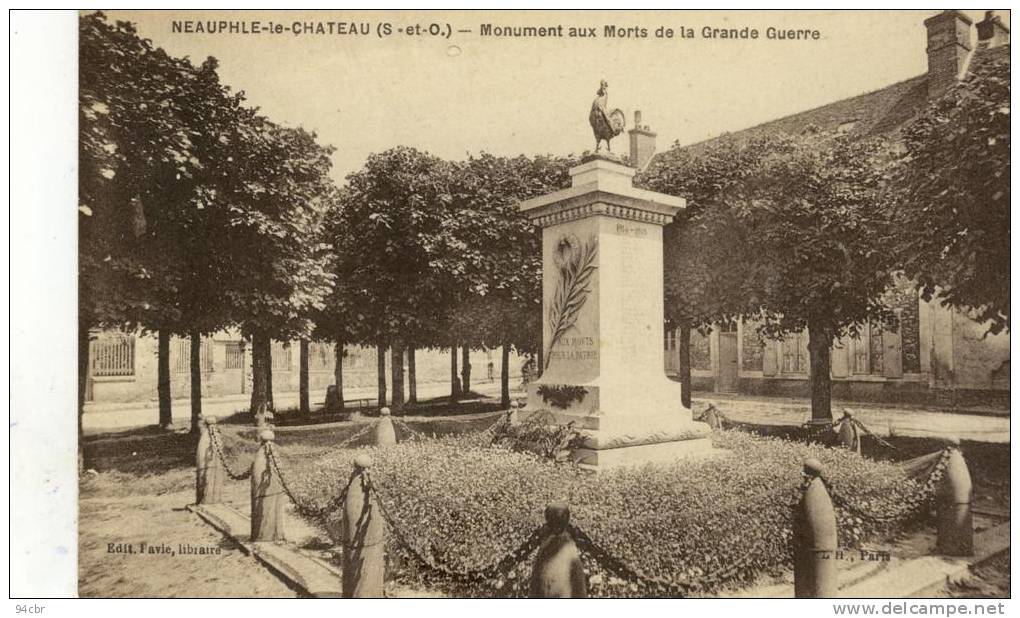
657, 42, 1009, 161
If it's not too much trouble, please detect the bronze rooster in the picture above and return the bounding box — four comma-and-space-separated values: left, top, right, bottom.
589, 80, 625, 153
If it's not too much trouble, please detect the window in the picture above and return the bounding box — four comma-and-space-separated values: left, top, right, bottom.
309, 342, 333, 371
341, 346, 363, 370
718, 319, 738, 334
663, 328, 676, 351
91, 333, 135, 377
851, 323, 884, 376
173, 337, 214, 373
780, 332, 806, 373
271, 341, 292, 371
225, 342, 245, 370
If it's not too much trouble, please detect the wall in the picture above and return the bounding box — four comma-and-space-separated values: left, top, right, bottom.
664, 291, 1009, 407
86, 329, 526, 405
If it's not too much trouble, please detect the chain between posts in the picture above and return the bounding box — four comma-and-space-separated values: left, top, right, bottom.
821, 448, 951, 525
568, 497, 789, 598
335, 421, 377, 448
850, 418, 898, 450
366, 472, 546, 587
265, 442, 354, 519
208, 424, 252, 481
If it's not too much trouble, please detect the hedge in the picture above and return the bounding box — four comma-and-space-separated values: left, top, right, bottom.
270, 429, 934, 597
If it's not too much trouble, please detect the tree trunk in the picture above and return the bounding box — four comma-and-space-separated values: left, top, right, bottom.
501, 343, 511, 409
391, 342, 405, 414
299, 339, 310, 414
77, 322, 89, 473
334, 339, 345, 412
450, 345, 460, 400
461, 346, 471, 395
376, 343, 387, 408
265, 339, 274, 412
678, 325, 692, 409
249, 332, 270, 421
537, 347, 543, 380
189, 329, 202, 434
807, 323, 834, 424
157, 330, 172, 428
408, 346, 417, 405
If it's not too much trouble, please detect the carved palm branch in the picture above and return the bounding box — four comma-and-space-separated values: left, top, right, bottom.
545, 237, 598, 370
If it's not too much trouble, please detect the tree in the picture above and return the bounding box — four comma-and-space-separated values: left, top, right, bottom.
447, 153, 576, 407
640, 138, 770, 406
728, 133, 896, 422
217, 115, 336, 421
329, 147, 461, 413
889, 51, 1010, 333
80, 13, 237, 435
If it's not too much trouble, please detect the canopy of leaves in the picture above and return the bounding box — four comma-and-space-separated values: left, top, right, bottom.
888, 51, 1010, 334
326, 146, 459, 347
727, 133, 897, 340
445, 153, 576, 352
639, 137, 774, 329
79, 12, 337, 340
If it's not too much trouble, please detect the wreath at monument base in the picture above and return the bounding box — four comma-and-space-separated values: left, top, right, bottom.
536, 384, 588, 409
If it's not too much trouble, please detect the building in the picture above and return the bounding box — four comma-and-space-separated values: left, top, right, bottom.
652, 10, 1010, 406
85, 329, 524, 406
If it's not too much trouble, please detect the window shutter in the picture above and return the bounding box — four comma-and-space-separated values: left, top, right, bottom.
831, 337, 850, 378
763, 341, 778, 376
799, 331, 810, 375
883, 311, 904, 378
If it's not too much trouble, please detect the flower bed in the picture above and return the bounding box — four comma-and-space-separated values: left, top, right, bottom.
272, 429, 936, 597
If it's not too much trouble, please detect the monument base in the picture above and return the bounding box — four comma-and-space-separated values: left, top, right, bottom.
520, 381, 722, 470
571, 437, 719, 470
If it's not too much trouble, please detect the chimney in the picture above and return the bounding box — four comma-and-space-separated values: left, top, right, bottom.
977, 10, 1010, 47
924, 10, 974, 99
628, 110, 656, 171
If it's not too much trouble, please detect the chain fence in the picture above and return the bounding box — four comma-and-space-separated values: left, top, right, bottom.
367, 471, 546, 589
207, 424, 252, 480
266, 441, 355, 519
822, 448, 951, 526
333, 421, 377, 448
848, 417, 899, 450
201, 405, 957, 596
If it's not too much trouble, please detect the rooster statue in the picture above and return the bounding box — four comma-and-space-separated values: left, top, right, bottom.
589, 80, 626, 153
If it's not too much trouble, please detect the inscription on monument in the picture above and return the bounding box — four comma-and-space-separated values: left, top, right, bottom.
548, 335, 599, 361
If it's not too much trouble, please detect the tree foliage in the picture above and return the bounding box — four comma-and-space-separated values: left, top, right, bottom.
888, 51, 1010, 333
79, 12, 338, 425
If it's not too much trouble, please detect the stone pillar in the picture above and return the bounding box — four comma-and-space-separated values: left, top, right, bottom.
250, 429, 285, 542
793, 459, 838, 598
936, 437, 974, 556
518, 155, 711, 469
529, 502, 586, 598
196, 416, 224, 504
373, 407, 396, 446
343, 455, 385, 597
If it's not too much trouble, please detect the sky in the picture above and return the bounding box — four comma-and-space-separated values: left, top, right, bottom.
110, 9, 1008, 184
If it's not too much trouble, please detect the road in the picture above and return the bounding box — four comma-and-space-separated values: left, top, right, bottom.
82, 380, 512, 434
84, 384, 1009, 443
698, 395, 1010, 444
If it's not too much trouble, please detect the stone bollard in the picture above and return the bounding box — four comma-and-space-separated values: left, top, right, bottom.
250, 429, 285, 542
836, 411, 861, 454
702, 405, 723, 431
529, 502, 587, 598
325, 385, 340, 414
936, 437, 974, 556
793, 459, 838, 598
373, 407, 396, 446
508, 400, 520, 424
342, 455, 385, 598
196, 416, 225, 505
